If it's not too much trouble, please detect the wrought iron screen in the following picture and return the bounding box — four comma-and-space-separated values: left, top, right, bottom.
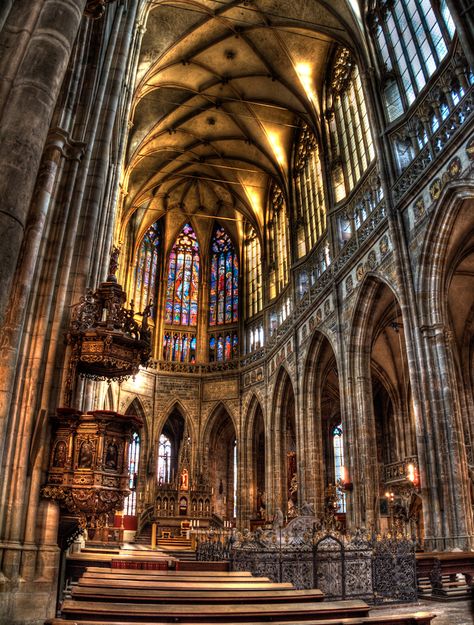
197, 517, 417, 603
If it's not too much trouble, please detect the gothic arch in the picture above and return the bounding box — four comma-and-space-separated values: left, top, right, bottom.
159, 399, 196, 443
201, 401, 238, 521
417, 183, 474, 326
301, 329, 341, 512
202, 401, 238, 449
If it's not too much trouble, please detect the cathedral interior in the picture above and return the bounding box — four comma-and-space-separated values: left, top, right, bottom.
1, 0, 474, 624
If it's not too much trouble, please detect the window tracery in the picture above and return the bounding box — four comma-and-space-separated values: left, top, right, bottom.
294, 123, 327, 257
134, 222, 160, 315
332, 423, 346, 513
326, 49, 375, 200
245, 224, 262, 318
165, 224, 199, 327
124, 432, 140, 516
268, 185, 290, 299
209, 225, 238, 326
371, 0, 455, 122
158, 434, 171, 483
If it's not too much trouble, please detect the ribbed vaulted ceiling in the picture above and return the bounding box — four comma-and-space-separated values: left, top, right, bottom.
122, 0, 364, 243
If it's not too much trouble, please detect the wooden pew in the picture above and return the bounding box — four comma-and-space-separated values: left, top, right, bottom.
81, 573, 269, 585
47, 615, 436, 625
84, 567, 252, 577
71, 585, 325, 603
78, 578, 292, 591
58, 598, 371, 622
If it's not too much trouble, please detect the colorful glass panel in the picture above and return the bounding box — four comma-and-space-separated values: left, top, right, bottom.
209, 224, 238, 326
134, 222, 160, 315
165, 224, 200, 327
217, 335, 224, 361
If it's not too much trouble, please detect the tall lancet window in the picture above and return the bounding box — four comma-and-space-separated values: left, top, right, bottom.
209, 224, 238, 326
157, 434, 171, 483
332, 423, 346, 513
371, 0, 455, 121
326, 48, 375, 201
134, 222, 160, 315
294, 123, 326, 257
124, 432, 140, 516
245, 224, 262, 318
165, 224, 200, 326
268, 185, 290, 300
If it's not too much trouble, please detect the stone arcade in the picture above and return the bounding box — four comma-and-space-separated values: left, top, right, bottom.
0, 0, 474, 624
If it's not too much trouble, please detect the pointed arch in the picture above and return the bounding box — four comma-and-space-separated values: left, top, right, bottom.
202, 401, 238, 521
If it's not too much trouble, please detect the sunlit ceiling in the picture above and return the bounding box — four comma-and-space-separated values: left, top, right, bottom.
121, 0, 364, 243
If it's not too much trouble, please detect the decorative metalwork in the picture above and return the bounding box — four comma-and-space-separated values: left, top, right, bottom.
41, 408, 142, 529
227, 516, 416, 602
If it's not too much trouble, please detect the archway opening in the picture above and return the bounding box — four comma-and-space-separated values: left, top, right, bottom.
207, 408, 237, 523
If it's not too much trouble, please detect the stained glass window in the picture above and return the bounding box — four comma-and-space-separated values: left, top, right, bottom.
209, 332, 238, 362
163, 332, 196, 363
209, 225, 238, 326
165, 224, 199, 326
332, 424, 346, 513
158, 434, 171, 483
245, 224, 262, 318
371, 0, 455, 122
134, 222, 160, 315
124, 432, 140, 516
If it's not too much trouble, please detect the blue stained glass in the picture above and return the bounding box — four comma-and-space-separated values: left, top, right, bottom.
209, 337, 216, 362
209, 224, 239, 327
190, 336, 197, 363
209, 256, 218, 326
232, 333, 238, 358
217, 335, 224, 361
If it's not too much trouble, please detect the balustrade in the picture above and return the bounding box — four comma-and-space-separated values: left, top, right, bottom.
391, 43, 474, 202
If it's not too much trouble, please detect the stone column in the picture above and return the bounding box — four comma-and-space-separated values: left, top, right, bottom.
0, 0, 87, 326
420, 323, 474, 550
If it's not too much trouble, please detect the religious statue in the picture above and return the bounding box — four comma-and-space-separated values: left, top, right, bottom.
272, 507, 284, 530
180, 468, 189, 490
78, 440, 93, 468
107, 245, 120, 281
52, 441, 67, 468
105, 441, 118, 470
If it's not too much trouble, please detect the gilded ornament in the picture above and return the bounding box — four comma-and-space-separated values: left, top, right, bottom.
414, 197, 425, 221
429, 178, 442, 201
466, 136, 474, 160
356, 263, 365, 281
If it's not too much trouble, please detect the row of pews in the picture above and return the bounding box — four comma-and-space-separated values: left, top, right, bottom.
46, 565, 436, 625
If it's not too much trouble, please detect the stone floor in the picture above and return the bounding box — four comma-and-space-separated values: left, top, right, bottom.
374, 599, 474, 624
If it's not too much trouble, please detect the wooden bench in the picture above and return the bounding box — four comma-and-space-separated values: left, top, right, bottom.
47, 615, 436, 625
84, 566, 251, 576
71, 586, 325, 603
58, 598, 371, 622
78, 578, 292, 591
81, 573, 268, 584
